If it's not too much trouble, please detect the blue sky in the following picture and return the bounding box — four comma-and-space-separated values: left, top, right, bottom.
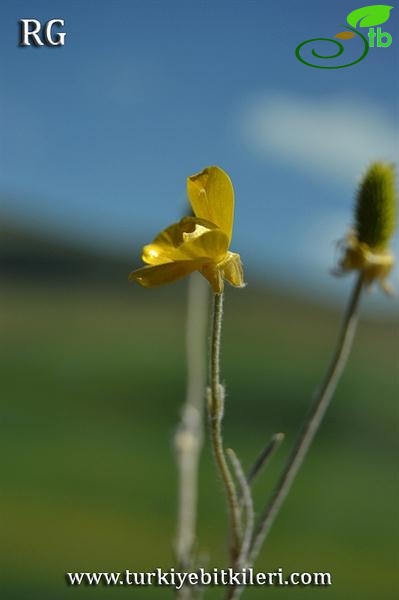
1, 1, 398, 309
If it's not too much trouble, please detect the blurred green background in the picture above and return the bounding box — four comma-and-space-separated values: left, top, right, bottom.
1, 222, 397, 599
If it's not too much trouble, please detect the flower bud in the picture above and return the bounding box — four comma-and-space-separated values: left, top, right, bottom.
355, 162, 396, 250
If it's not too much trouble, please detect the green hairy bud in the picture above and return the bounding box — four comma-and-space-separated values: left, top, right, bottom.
355, 162, 396, 250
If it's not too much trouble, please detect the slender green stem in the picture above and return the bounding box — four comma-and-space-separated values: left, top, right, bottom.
246, 433, 285, 490
209, 292, 242, 562
236, 433, 284, 512
225, 449, 254, 600
249, 272, 365, 564
210, 293, 223, 415
226, 449, 254, 569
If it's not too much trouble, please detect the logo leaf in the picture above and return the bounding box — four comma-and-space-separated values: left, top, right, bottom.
347, 5, 393, 28
335, 31, 356, 39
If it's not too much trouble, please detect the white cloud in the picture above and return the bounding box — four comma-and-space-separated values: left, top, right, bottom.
239, 93, 399, 185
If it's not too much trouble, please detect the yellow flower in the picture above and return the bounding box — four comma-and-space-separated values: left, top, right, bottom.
336, 162, 396, 294
129, 166, 245, 294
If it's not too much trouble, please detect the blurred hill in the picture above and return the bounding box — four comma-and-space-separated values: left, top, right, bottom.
0, 216, 135, 283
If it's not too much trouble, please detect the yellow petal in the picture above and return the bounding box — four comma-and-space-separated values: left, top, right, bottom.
129, 260, 206, 288
142, 217, 229, 265
200, 263, 224, 294
187, 166, 234, 243
221, 252, 245, 288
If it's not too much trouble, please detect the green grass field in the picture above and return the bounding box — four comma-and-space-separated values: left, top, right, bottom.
1, 280, 397, 599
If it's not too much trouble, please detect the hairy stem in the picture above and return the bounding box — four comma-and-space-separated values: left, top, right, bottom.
174, 274, 208, 593
209, 292, 242, 563
250, 272, 364, 564
227, 449, 254, 569
225, 449, 254, 600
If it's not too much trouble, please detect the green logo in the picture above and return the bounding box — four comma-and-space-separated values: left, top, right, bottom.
296, 4, 394, 68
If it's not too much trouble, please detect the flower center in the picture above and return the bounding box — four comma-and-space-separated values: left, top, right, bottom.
182, 224, 210, 242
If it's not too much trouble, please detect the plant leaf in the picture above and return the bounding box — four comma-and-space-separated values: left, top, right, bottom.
335, 31, 356, 39
347, 5, 393, 28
